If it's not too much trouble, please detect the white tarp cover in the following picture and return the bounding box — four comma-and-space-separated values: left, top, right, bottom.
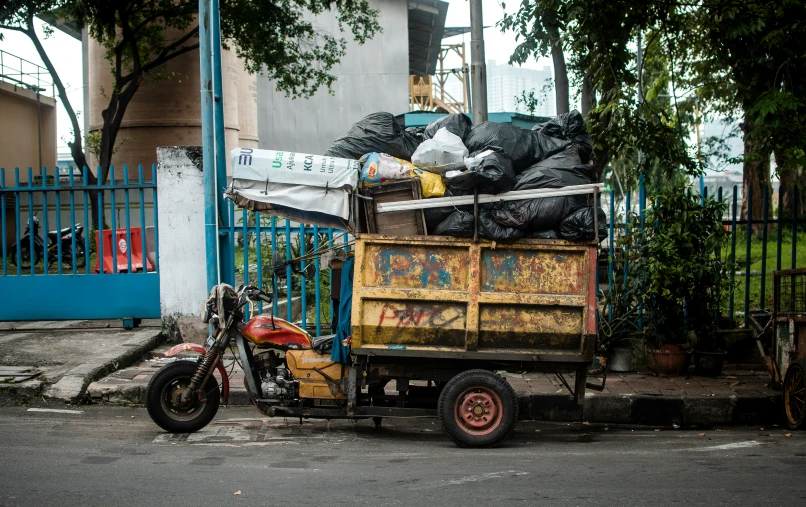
230, 148, 359, 190
228, 181, 352, 221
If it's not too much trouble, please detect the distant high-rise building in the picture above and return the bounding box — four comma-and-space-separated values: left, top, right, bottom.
486, 60, 555, 117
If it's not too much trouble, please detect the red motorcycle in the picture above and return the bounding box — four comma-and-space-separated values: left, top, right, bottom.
146, 284, 345, 433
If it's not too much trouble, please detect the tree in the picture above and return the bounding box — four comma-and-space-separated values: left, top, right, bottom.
501, 0, 700, 194
500, 0, 806, 219
500, 1, 569, 115
1, 0, 380, 221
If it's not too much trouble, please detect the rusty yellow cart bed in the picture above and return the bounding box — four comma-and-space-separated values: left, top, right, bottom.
347, 234, 602, 447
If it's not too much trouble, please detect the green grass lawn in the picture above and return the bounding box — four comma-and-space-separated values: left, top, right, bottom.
726, 229, 806, 315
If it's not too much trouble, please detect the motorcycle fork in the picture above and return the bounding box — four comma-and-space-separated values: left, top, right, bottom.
181, 328, 225, 404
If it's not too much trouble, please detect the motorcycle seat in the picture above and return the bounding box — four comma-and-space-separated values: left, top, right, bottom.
311, 334, 335, 354
48, 227, 77, 239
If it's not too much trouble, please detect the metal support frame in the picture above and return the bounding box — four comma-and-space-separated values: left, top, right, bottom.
469, 0, 487, 123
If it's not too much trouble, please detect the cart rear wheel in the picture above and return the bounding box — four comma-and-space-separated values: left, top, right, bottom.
784, 361, 806, 430
438, 369, 518, 448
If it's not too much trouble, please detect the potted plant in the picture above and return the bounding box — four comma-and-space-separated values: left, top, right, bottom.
598, 275, 643, 372
622, 184, 730, 375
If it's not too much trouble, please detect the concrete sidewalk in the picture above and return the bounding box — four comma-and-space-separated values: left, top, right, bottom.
0, 320, 164, 404
88, 344, 782, 428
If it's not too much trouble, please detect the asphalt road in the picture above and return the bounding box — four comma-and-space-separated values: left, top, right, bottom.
0, 405, 804, 507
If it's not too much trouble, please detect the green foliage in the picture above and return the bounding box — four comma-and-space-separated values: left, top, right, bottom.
514, 79, 553, 116
597, 274, 643, 352
621, 185, 732, 347
499, 0, 806, 193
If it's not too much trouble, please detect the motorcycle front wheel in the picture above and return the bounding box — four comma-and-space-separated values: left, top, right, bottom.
146, 360, 220, 433
9, 241, 41, 270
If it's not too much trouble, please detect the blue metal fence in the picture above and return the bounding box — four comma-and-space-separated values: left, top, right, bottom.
218, 177, 802, 335
219, 198, 348, 336
602, 177, 802, 328
0, 165, 160, 320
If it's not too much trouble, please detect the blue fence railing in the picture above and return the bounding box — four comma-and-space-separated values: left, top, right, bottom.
602, 178, 801, 329
0, 165, 160, 320
220, 198, 348, 337
221, 177, 802, 335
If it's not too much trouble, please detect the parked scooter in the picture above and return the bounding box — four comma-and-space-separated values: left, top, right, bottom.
8, 214, 86, 270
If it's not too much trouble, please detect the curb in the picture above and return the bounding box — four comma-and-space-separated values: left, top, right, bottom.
0, 379, 45, 405
521, 392, 783, 427
45, 332, 166, 404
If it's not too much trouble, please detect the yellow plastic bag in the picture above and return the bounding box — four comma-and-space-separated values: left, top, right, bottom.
410, 167, 445, 198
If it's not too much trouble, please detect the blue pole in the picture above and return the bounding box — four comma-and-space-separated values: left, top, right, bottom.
211, 0, 227, 219
699, 175, 705, 206
623, 191, 630, 289
200, 0, 217, 291
608, 191, 615, 320
211, 0, 233, 288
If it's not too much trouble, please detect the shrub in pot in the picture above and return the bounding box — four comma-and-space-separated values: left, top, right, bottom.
598, 276, 642, 372
621, 184, 730, 375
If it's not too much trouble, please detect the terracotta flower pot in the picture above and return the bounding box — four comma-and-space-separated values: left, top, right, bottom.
645, 343, 689, 375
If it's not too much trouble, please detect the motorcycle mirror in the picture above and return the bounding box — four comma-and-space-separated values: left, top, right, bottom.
271, 250, 286, 279
301, 263, 316, 280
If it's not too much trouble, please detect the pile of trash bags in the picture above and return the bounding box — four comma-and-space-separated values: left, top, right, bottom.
323, 110, 607, 242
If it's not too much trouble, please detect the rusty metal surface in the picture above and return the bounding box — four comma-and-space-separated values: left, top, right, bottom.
352, 235, 597, 364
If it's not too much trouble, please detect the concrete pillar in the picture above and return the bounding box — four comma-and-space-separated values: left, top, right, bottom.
156, 146, 209, 344
237, 60, 259, 150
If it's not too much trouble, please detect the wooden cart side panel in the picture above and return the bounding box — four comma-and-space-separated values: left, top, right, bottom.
587, 244, 598, 337
352, 235, 596, 360
361, 243, 470, 291
465, 243, 482, 351
479, 248, 587, 295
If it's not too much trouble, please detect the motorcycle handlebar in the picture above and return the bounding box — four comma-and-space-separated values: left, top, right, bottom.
243, 286, 273, 305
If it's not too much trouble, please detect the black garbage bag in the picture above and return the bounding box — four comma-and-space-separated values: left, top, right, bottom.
424, 203, 472, 233
431, 209, 524, 242
444, 150, 516, 196
534, 110, 594, 163
404, 127, 425, 155
489, 194, 587, 231
559, 205, 608, 242
464, 122, 571, 172
525, 230, 560, 239
525, 144, 582, 173
423, 114, 473, 141
515, 162, 596, 191
324, 112, 422, 161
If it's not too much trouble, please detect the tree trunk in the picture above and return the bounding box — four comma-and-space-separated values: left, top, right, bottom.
544, 21, 569, 115
581, 72, 593, 118
740, 113, 772, 223
777, 151, 806, 220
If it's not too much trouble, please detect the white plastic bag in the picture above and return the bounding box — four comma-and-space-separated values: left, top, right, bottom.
411, 127, 468, 174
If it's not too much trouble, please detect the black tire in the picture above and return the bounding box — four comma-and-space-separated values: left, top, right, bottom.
784, 361, 806, 430
146, 360, 220, 433
59, 243, 86, 269
438, 369, 518, 448
74, 242, 86, 269
9, 241, 40, 270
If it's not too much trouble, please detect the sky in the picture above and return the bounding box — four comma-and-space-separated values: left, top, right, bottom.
442, 0, 553, 71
